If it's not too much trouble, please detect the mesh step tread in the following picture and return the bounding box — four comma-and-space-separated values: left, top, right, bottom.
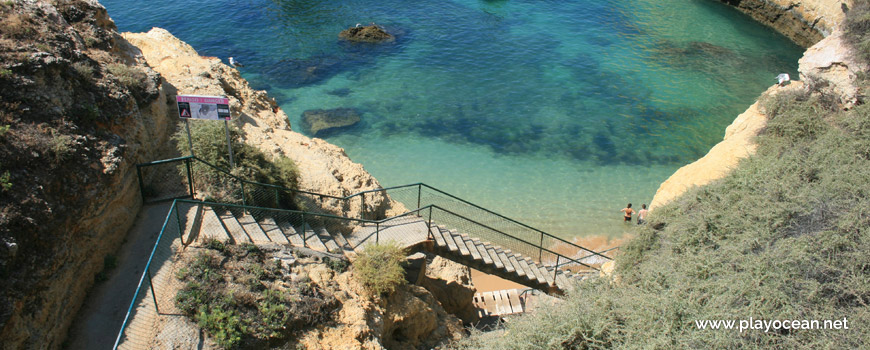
328, 225, 356, 256
495, 248, 514, 273
516, 256, 537, 282
505, 251, 526, 277
472, 239, 492, 265
258, 217, 291, 245
451, 230, 470, 256
485, 244, 504, 269
303, 224, 329, 252
538, 265, 556, 286
462, 235, 482, 261
217, 210, 251, 244
276, 220, 305, 246
430, 226, 446, 247
439, 226, 458, 252
198, 208, 232, 244
317, 227, 341, 253
237, 214, 272, 244
526, 258, 547, 284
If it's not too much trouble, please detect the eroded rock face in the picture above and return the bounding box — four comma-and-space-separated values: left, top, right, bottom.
123, 28, 393, 219
799, 30, 867, 106
0, 1, 176, 348
717, 0, 848, 47
302, 108, 362, 136
420, 256, 478, 323
339, 25, 394, 43
299, 267, 464, 350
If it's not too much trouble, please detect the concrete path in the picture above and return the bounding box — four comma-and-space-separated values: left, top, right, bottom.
65, 203, 172, 350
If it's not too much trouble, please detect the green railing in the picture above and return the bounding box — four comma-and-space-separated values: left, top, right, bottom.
114, 198, 601, 349
136, 157, 615, 264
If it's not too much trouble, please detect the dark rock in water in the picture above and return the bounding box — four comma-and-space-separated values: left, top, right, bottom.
339, 25, 394, 43
301, 108, 361, 136
326, 88, 352, 97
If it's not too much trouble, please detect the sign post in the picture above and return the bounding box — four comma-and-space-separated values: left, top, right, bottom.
176, 95, 234, 167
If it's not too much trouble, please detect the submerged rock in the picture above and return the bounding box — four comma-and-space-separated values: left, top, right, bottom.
339, 24, 394, 43
302, 108, 361, 136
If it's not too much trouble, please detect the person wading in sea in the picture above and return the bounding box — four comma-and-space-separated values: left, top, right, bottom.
637, 204, 649, 225
620, 203, 634, 222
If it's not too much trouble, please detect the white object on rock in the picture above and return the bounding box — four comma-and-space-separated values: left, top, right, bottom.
776, 73, 790, 85
229, 56, 244, 67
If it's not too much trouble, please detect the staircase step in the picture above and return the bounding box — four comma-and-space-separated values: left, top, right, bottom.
462, 235, 482, 261
257, 217, 290, 245
538, 265, 555, 287
526, 258, 547, 284
276, 220, 305, 246
451, 231, 470, 256
328, 225, 356, 257
472, 239, 492, 265
496, 248, 514, 273
303, 224, 329, 252
430, 225, 446, 247
198, 208, 232, 244
516, 257, 537, 282
485, 244, 504, 270
440, 227, 458, 252
217, 210, 251, 244
316, 226, 341, 253
556, 271, 571, 289
237, 214, 272, 244
505, 251, 526, 278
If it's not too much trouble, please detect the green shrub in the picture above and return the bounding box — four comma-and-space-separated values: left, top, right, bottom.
107, 63, 146, 89
72, 61, 94, 80
0, 171, 10, 192
352, 242, 406, 296
172, 121, 300, 207
49, 134, 75, 164
175, 245, 335, 348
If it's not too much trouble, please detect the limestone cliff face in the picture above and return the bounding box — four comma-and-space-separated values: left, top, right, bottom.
651, 2, 861, 209
718, 0, 849, 47
122, 28, 392, 219
0, 1, 177, 349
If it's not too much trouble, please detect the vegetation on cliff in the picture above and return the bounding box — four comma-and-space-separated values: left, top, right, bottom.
455, 4, 870, 349
172, 122, 300, 206
174, 241, 339, 349
0, 0, 163, 342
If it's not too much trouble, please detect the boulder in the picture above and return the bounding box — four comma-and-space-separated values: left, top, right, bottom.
302, 108, 362, 136
339, 25, 394, 43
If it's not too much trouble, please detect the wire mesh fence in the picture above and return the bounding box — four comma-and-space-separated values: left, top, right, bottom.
137, 158, 192, 203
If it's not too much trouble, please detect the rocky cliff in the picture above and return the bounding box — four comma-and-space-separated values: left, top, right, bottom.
651, 0, 862, 209
718, 0, 849, 47
0, 1, 177, 348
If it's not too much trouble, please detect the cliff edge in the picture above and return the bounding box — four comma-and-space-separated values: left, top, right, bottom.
651, 1, 863, 209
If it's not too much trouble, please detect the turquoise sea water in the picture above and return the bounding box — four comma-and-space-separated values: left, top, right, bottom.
103, 0, 804, 239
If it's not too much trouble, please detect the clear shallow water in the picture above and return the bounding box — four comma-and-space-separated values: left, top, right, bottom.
103, 0, 804, 239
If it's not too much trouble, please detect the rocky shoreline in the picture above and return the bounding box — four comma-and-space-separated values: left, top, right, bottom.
651, 0, 860, 209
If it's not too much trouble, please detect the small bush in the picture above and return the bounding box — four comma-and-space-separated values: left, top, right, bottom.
0, 69, 11, 78
49, 134, 75, 164
72, 62, 94, 80
107, 63, 146, 89
173, 121, 300, 208
0, 171, 10, 192
352, 242, 406, 296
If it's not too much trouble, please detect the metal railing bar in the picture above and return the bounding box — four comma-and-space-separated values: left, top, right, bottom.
431, 206, 599, 271
136, 155, 194, 167
113, 200, 179, 350
422, 184, 612, 260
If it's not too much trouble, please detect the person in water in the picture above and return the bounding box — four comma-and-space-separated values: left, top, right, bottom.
620, 203, 634, 222
637, 204, 649, 225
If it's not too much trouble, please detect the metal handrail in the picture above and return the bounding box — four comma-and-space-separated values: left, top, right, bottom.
420, 184, 613, 260
113, 199, 180, 349
137, 159, 616, 259
430, 206, 599, 271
